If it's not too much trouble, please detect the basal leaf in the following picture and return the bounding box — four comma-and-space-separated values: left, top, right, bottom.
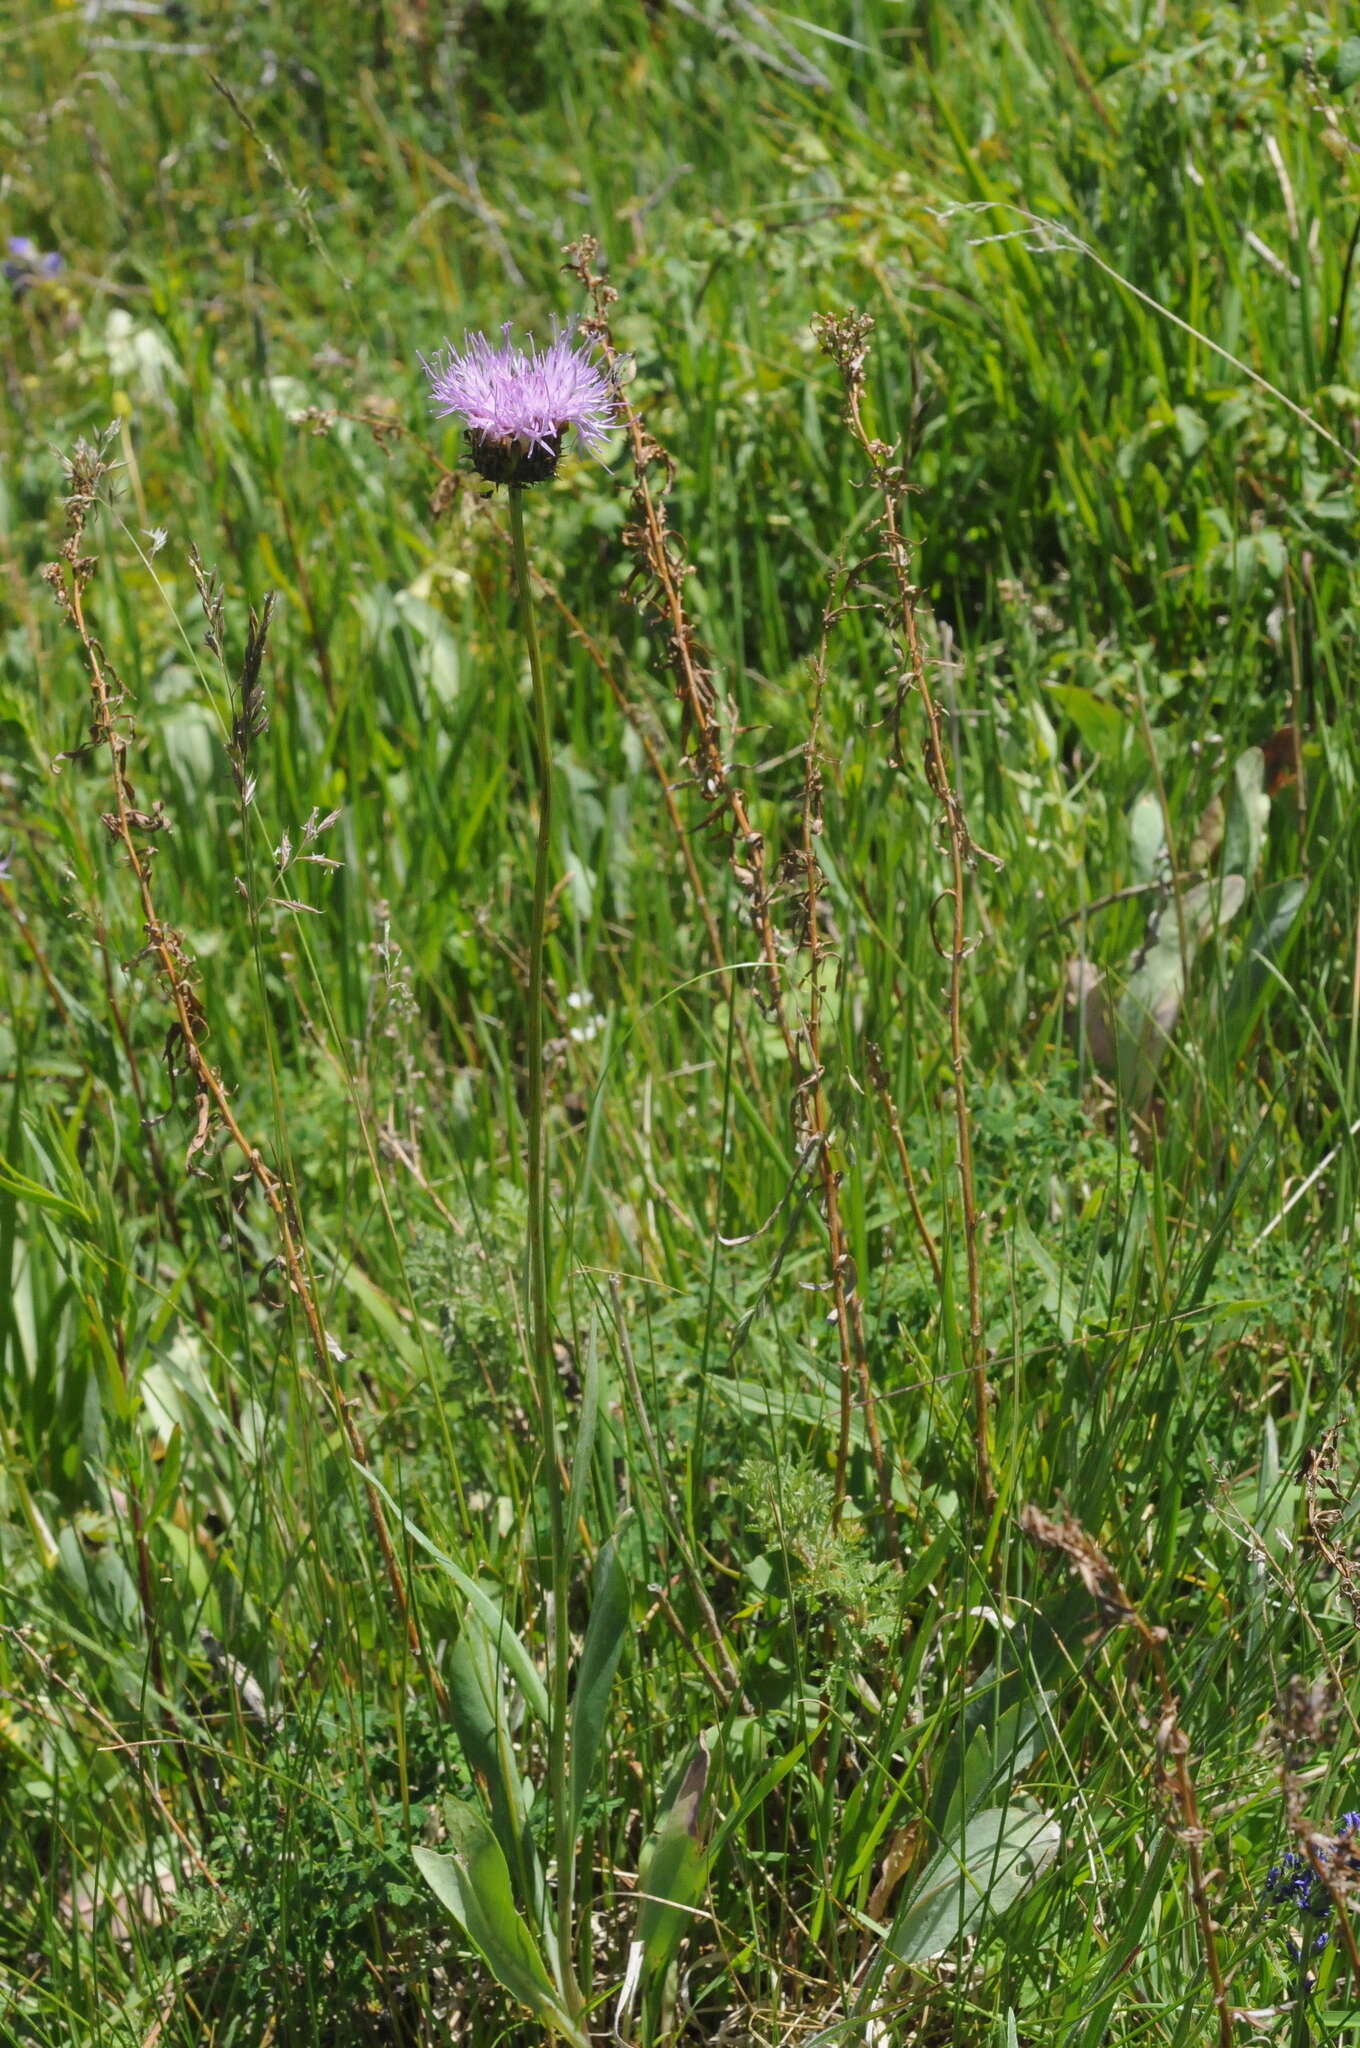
414, 1803, 588, 2048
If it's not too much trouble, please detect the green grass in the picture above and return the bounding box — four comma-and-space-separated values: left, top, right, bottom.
4, 1, 1360, 2043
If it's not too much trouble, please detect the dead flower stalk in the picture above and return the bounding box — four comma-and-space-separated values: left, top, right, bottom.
567, 238, 897, 1552
45, 433, 446, 1715
814, 310, 1001, 1512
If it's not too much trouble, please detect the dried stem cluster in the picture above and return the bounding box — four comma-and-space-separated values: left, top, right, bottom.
813, 311, 999, 1511
46, 434, 446, 1714
566, 238, 896, 1549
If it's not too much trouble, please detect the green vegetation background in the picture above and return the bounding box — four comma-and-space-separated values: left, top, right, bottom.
3, 2, 1360, 2043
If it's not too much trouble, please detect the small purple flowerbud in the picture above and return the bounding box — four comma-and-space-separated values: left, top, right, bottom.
420, 323, 618, 488
5, 235, 63, 297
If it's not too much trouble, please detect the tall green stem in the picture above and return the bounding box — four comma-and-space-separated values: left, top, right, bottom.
508, 487, 580, 2021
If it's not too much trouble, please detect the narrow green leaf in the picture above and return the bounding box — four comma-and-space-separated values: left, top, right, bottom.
144, 1425, 184, 1531
564, 1319, 602, 1540
0, 1152, 89, 1222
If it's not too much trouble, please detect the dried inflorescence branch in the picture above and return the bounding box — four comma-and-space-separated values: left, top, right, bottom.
566, 237, 896, 1550
814, 309, 999, 1511
1020, 1505, 1237, 2046
565, 238, 776, 1002
191, 543, 272, 804
1301, 1423, 1360, 1625
46, 440, 445, 1712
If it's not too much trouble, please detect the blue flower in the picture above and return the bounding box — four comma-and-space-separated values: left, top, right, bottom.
1260, 1810, 1360, 1964
4, 236, 63, 297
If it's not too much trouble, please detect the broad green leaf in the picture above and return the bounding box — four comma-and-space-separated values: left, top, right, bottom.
414, 1803, 588, 2048
938, 1693, 1053, 1838
1046, 683, 1124, 759
1173, 405, 1207, 459
569, 1528, 631, 1828
1335, 35, 1360, 90
1178, 875, 1246, 946
885, 1803, 1060, 1965
636, 1746, 711, 1978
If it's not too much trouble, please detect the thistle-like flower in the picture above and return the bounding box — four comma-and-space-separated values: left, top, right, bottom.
420, 323, 618, 486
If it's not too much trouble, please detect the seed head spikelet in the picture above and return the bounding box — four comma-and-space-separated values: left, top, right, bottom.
420, 322, 618, 485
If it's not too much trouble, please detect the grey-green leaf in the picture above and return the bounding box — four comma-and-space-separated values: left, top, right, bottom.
1222, 747, 1269, 883
1127, 791, 1165, 886
1116, 877, 1246, 1108
1115, 937, 1184, 1110
886, 1803, 1060, 1965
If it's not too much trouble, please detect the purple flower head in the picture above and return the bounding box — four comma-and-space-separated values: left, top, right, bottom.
420, 323, 618, 487
5, 236, 63, 297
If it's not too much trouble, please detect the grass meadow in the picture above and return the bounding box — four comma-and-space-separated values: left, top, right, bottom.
4, 2, 1360, 2043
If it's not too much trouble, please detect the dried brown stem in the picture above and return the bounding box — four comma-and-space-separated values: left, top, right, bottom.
568, 239, 895, 1546
47, 446, 444, 1713
815, 312, 997, 1510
